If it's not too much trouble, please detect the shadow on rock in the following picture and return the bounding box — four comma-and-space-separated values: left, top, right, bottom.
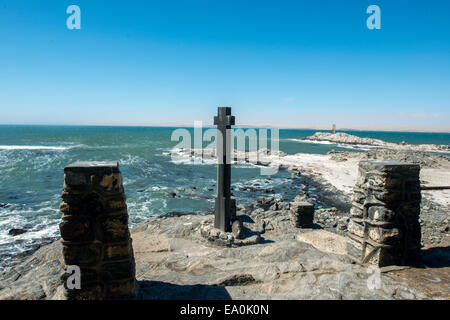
137, 281, 232, 300
421, 245, 450, 268
311, 223, 324, 230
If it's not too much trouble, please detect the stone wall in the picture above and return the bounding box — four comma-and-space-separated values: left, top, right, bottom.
59, 161, 135, 299
347, 161, 422, 267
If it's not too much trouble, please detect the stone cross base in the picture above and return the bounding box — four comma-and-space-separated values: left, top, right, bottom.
346, 161, 422, 267
290, 201, 315, 228
200, 224, 261, 247
59, 161, 136, 299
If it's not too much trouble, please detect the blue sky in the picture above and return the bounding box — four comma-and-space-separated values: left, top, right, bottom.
0, 0, 449, 131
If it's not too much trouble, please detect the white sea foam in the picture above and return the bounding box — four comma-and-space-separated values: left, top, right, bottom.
0, 145, 69, 150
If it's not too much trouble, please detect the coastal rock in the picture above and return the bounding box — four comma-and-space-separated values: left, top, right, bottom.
255, 196, 275, 210
8, 228, 28, 236
305, 132, 449, 153
2, 213, 448, 300
0, 240, 65, 300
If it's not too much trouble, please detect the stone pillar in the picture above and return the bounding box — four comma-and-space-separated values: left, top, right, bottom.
347, 161, 421, 267
59, 161, 135, 299
290, 201, 315, 228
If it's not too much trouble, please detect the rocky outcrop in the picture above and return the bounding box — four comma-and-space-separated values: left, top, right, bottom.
0, 240, 65, 300
2, 205, 447, 300
305, 132, 449, 153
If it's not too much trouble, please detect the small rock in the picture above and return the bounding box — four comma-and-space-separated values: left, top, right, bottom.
232, 220, 243, 239
9, 228, 28, 236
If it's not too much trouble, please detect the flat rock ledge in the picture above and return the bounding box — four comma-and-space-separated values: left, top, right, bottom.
0, 209, 448, 300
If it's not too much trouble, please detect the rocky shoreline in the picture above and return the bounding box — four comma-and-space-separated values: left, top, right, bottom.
1, 199, 449, 300
1, 136, 449, 300
304, 132, 450, 153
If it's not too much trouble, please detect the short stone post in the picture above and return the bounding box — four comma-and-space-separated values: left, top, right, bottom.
346, 161, 421, 267
59, 161, 136, 299
290, 201, 315, 228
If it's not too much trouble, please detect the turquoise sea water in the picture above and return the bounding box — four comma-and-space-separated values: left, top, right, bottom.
0, 125, 449, 270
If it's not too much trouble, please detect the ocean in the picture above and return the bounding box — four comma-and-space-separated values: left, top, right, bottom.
0, 125, 449, 270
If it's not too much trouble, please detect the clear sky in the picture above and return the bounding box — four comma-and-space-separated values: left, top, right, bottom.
0, 0, 449, 131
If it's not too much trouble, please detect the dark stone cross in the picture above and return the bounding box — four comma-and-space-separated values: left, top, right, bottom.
214, 106, 235, 232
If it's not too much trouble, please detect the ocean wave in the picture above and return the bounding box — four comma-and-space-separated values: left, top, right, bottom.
0, 145, 70, 150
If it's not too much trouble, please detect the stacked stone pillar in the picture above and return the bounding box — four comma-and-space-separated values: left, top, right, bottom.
347, 161, 421, 267
290, 201, 315, 228
59, 161, 135, 299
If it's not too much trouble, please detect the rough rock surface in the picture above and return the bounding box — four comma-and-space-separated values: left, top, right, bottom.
328, 149, 450, 169
305, 132, 449, 153
2, 208, 448, 300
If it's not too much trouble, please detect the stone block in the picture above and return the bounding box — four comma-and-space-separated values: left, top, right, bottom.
290, 201, 314, 228
347, 220, 365, 238
99, 214, 130, 242
101, 260, 135, 281
103, 242, 132, 261
104, 279, 136, 300
367, 206, 395, 222
62, 242, 103, 266
60, 215, 95, 242
367, 225, 401, 244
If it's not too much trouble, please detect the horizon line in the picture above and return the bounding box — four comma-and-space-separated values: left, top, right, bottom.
0, 123, 449, 134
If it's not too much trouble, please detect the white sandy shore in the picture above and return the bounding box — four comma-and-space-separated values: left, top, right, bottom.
272, 153, 359, 193
270, 153, 450, 208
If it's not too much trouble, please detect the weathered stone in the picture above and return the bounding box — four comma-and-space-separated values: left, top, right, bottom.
8, 228, 28, 236
62, 242, 103, 266
103, 241, 133, 261
350, 206, 363, 218
1, 213, 441, 300
100, 214, 130, 242
290, 201, 314, 228
347, 161, 422, 267
59, 215, 95, 242
367, 206, 395, 222
231, 219, 243, 239
59, 161, 135, 300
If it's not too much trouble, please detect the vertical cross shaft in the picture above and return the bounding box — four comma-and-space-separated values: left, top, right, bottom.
214, 106, 235, 232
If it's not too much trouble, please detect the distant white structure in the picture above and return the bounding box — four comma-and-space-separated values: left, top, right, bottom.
332, 124, 336, 134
